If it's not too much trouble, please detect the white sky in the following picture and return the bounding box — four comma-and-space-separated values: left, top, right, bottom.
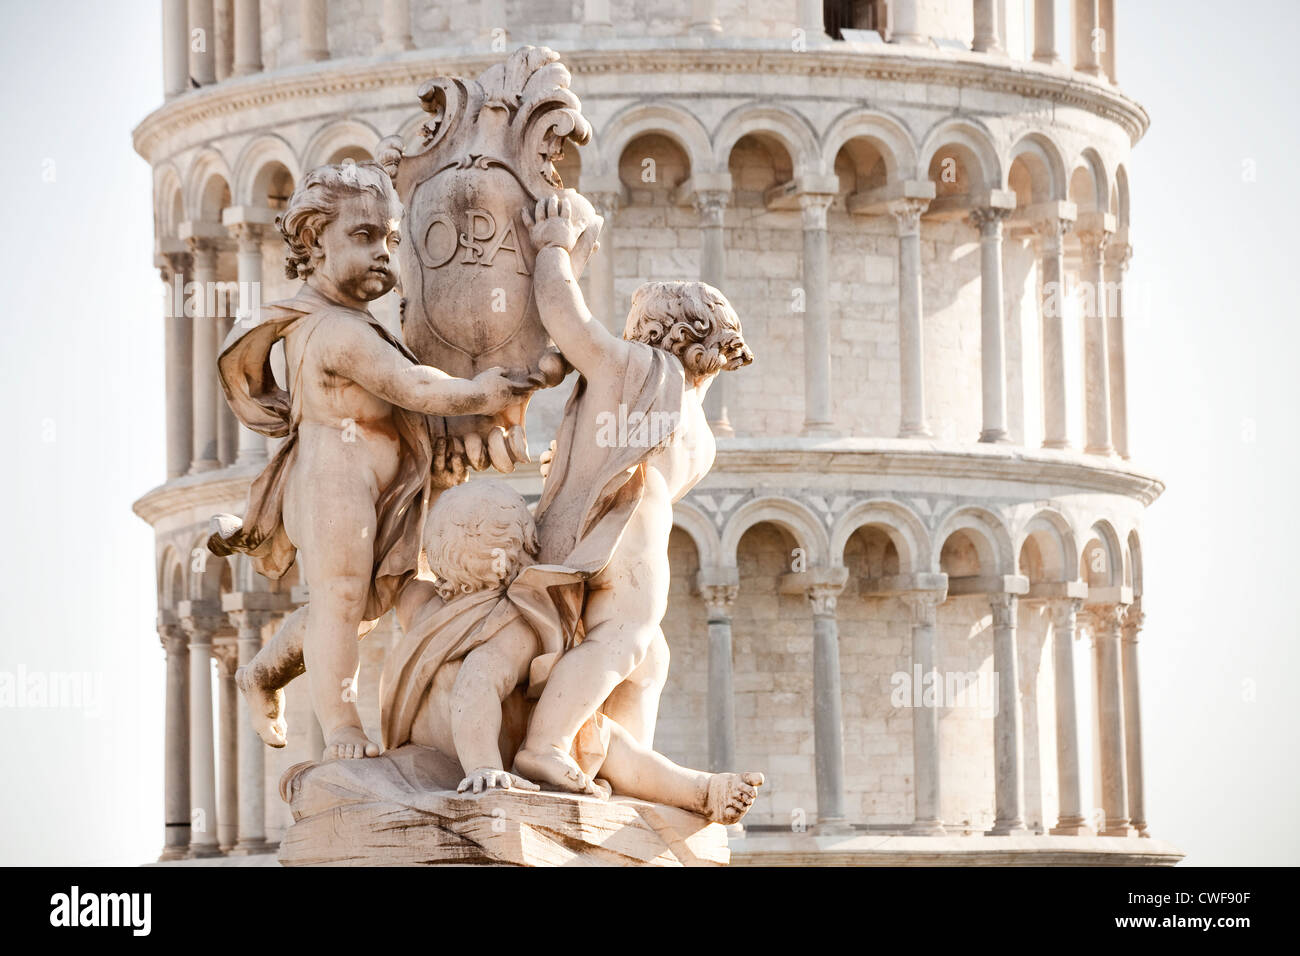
0, 0, 1295, 865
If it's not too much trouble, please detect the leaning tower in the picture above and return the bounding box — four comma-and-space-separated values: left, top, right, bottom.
135, 0, 1180, 864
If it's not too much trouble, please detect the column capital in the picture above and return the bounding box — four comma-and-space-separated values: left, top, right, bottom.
1106, 241, 1133, 274
212, 638, 240, 676
1121, 598, 1144, 643
988, 591, 1019, 628
886, 197, 930, 234
157, 613, 188, 654
691, 189, 730, 228
225, 220, 265, 248
1083, 601, 1127, 637
796, 191, 835, 231
968, 205, 1012, 237
586, 189, 624, 219
901, 589, 946, 627
805, 566, 849, 617
699, 583, 738, 621
158, 250, 194, 282
177, 600, 225, 642
1035, 215, 1075, 256
1048, 596, 1085, 630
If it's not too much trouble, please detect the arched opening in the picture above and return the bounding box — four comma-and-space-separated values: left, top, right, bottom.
655, 526, 707, 772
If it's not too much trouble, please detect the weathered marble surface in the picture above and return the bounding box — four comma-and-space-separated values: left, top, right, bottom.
277, 744, 728, 867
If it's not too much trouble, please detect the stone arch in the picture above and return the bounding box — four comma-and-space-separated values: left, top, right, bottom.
593, 101, 713, 177
672, 499, 722, 569
712, 102, 820, 177
1015, 509, 1079, 582
1068, 147, 1109, 214
1114, 163, 1131, 229
302, 119, 383, 171
830, 498, 929, 575
154, 164, 185, 237
933, 505, 1014, 576
720, 496, 829, 569
1006, 131, 1068, 204
158, 545, 185, 608
187, 533, 229, 602
822, 108, 918, 182
1081, 519, 1123, 589
919, 117, 1002, 194
1126, 528, 1143, 596
232, 134, 301, 207
185, 147, 233, 222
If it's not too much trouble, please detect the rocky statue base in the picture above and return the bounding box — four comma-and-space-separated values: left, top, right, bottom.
277, 745, 730, 867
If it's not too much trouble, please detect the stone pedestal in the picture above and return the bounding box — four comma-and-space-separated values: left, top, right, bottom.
277, 745, 730, 867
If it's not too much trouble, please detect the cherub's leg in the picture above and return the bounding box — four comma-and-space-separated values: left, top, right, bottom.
450, 622, 539, 793
598, 720, 764, 825
513, 617, 657, 793
601, 629, 669, 748
236, 605, 306, 748
288, 481, 382, 762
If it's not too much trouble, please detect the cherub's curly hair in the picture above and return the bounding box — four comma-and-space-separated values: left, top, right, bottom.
276, 160, 400, 280
423, 480, 539, 601
622, 281, 753, 380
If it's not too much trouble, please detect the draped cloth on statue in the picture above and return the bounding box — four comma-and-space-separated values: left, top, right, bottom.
214, 284, 435, 621
509, 342, 688, 694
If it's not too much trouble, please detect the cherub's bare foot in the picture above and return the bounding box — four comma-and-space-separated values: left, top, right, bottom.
323, 725, 380, 761
235, 665, 287, 748
703, 772, 764, 825
513, 746, 600, 795
456, 767, 541, 795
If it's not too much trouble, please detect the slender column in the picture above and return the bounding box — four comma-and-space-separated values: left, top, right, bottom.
188, 0, 216, 85
972, 0, 1005, 53
230, 223, 268, 465
161, 253, 194, 479
181, 607, 221, 856
1037, 217, 1072, 449
299, 0, 329, 63
695, 189, 733, 435
988, 593, 1027, 834
163, 0, 190, 97
698, 572, 739, 772
891, 0, 926, 44
214, 641, 239, 851
690, 0, 722, 34
902, 590, 946, 835
796, 0, 824, 39
798, 193, 835, 435
971, 207, 1011, 442
1072, 0, 1103, 76
232, 0, 262, 75
217, 310, 238, 465
888, 198, 932, 438
1033, 0, 1060, 64
1099, 0, 1116, 82
158, 618, 191, 860
1048, 599, 1090, 834
1121, 600, 1148, 836
1086, 602, 1132, 835
214, 0, 234, 81
808, 572, 848, 828
586, 191, 621, 334
1106, 241, 1132, 459
230, 609, 275, 853
381, 0, 414, 52
1079, 229, 1114, 455
187, 239, 221, 472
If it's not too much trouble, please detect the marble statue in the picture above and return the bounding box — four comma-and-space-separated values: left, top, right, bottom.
215, 46, 764, 866
209, 160, 528, 761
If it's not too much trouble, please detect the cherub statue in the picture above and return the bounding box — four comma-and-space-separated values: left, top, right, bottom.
508, 196, 755, 793
382, 479, 763, 824
210, 161, 527, 761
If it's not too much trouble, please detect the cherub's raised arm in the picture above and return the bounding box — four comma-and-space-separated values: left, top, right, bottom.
326, 319, 525, 417
527, 196, 630, 378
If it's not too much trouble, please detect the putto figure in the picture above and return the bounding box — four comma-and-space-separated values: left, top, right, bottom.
511, 196, 755, 794
209, 161, 526, 761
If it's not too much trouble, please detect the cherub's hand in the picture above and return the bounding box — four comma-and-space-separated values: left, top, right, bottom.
456, 767, 541, 795
538, 439, 557, 481
523, 194, 582, 253
468, 366, 531, 416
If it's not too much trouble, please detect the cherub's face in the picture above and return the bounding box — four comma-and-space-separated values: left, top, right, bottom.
312, 192, 402, 303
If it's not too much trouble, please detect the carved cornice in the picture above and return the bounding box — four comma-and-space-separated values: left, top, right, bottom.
133, 46, 1150, 164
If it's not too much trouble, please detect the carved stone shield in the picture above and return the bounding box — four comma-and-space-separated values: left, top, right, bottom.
378, 47, 601, 389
